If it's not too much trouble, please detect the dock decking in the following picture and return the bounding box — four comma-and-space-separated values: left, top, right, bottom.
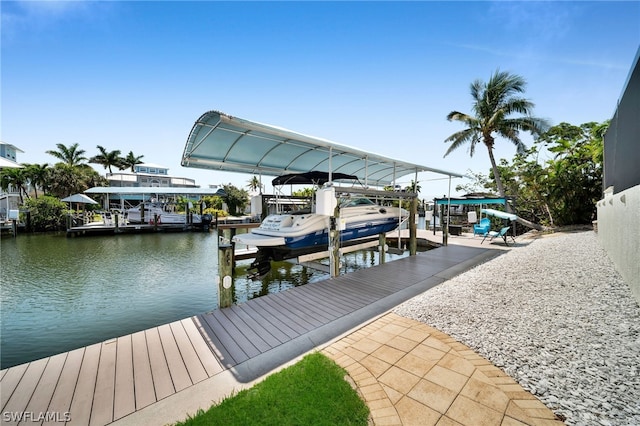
1, 244, 499, 426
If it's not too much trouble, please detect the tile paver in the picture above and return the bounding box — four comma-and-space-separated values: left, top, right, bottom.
322, 312, 564, 426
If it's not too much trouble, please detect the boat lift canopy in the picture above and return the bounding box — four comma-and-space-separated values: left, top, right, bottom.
84, 187, 226, 196
181, 110, 464, 187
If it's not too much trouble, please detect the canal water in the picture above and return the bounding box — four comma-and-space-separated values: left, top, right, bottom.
0, 230, 415, 369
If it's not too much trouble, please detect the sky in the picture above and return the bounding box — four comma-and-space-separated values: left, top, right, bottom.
2, 1, 639, 200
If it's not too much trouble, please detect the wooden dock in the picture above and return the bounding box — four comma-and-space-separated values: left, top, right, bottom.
0, 244, 500, 426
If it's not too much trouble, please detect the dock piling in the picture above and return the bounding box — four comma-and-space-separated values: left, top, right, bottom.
218, 244, 234, 308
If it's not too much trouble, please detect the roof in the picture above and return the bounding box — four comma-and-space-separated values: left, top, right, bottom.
181, 110, 464, 187
0, 142, 25, 153
85, 187, 226, 196
61, 193, 99, 204
136, 163, 168, 169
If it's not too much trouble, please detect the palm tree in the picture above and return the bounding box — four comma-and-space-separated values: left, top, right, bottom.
247, 176, 262, 193
23, 163, 50, 198
46, 143, 87, 167
445, 70, 550, 212
121, 151, 144, 172
0, 167, 28, 203
405, 180, 421, 194
89, 145, 123, 174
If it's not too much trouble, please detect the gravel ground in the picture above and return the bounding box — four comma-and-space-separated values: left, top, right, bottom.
394, 231, 640, 426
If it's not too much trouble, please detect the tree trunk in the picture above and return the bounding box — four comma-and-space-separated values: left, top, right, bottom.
515, 216, 550, 231
486, 144, 511, 212
486, 143, 551, 232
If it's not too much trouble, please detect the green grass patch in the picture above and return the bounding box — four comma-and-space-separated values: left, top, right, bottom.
176, 352, 369, 426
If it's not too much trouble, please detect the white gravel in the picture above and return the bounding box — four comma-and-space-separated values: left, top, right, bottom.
394, 231, 640, 426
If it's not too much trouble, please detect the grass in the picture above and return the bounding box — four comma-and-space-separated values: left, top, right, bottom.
176, 352, 370, 426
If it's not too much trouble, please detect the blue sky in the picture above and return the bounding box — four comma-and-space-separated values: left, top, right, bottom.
2, 1, 639, 199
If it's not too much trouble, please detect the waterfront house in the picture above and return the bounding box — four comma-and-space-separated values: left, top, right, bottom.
0, 142, 24, 222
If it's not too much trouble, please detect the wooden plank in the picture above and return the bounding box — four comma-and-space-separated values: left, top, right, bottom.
22, 352, 67, 423
0, 363, 29, 412
130, 331, 156, 410
300, 281, 370, 311
89, 339, 118, 426
267, 291, 326, 328
226, 305, 283, 347
199, 313, 248, 365
257, 296, 316, 333
299, 280, 359, 308
322, 278, 388, 302
192, 315, 238, 368
337, 276, 397, 296
145, 328, 175, 400
113, 335, 135, 420
284, 286, 346, 319
157, 324, 192, 392
169, 321, 208, 384
44, 348, 85, 426
282, 289, 341, 323
68, 343, 101, 426
209, 310, 263, 357
182, 318, 223, 377
237, 303, 290, 346
0, 369, 6, 381
1, 357, 48, 426
240, 299, 301, 340
220, 308, 272, 353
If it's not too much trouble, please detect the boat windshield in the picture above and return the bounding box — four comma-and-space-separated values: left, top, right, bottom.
339, 197, 376, 208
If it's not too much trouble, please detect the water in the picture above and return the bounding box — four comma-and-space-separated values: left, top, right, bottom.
0, 230, 413, 369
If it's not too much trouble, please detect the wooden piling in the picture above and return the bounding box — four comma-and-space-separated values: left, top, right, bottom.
218, 244, 234, 308
378, 233, 386, 264
409, 197, 417, 256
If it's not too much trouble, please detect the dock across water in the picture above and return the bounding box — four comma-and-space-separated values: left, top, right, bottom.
1, 243, 500, 425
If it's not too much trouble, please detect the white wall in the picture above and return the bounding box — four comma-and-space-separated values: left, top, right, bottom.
596, 185, 640, 304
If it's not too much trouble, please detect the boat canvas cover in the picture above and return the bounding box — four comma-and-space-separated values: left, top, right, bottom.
271, 171, 359, 186
480, 208, 518, 221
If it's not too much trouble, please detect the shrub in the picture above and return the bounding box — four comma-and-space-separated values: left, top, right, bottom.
23, 196, 68, 231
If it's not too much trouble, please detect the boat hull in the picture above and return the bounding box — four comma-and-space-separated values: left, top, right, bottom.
233, 206, 407, 253
284, 216, 401, 249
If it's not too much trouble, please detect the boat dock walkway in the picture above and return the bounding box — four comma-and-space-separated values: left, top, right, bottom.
1, 243, 502, 426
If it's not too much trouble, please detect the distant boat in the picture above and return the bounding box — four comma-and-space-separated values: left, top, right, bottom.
126, 202, 203, 225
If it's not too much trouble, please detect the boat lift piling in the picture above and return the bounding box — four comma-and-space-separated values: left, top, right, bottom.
217, 243, 234, 308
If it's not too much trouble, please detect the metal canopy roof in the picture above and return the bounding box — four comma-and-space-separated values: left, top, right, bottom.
181, 110, 463, 187
85, 187, 226, 196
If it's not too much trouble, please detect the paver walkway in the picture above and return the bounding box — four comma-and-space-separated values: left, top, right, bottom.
323, 313, 564, 426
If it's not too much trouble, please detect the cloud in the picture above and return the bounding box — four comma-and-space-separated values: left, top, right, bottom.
1, 0, 108, 42
447, 42, 628, 72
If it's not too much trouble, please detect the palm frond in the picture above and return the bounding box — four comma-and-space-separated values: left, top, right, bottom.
444, 128, 479, 157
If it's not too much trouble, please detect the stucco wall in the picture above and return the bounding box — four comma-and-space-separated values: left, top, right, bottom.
596, 185, 640, 304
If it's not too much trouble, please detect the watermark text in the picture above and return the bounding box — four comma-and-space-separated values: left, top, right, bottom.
2, 411, 71, 423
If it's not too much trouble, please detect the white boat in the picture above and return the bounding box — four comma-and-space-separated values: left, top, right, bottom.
126, 202, 203, 225
232, 172, 408, 274
234, 197, 407, 250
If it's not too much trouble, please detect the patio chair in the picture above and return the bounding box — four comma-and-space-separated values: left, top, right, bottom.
473, 217, 491, 236
481, 226, 515, 246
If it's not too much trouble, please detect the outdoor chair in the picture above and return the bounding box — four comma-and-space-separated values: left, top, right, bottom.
473, 217, 491, 236
481, 226, 515, 246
